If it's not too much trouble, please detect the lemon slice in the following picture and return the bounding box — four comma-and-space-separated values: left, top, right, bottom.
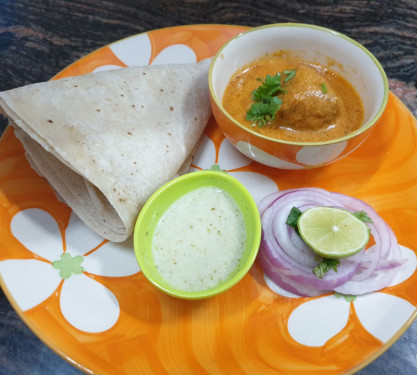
297, 206, 370, 259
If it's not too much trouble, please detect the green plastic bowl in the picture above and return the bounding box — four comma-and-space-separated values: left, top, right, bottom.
133, 170, 261, 300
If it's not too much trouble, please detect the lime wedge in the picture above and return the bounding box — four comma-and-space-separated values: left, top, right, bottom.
297, 206, 370, 259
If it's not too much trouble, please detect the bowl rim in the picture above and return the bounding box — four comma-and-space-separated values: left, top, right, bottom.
208, 22, 389, 147
133, 170, 262, 300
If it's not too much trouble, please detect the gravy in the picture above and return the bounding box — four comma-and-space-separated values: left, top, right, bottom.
222, 55, 364, 142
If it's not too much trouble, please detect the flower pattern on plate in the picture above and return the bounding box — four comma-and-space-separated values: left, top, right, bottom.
0, 208, 139, 333
93, 33, 196, 72
265, 245, 417, 346
190, 135, 278, 203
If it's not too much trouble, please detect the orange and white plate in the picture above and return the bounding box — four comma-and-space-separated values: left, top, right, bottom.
1, 25, 417, 374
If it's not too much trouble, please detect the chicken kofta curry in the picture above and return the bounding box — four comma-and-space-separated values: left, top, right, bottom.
222, 53, 364, 142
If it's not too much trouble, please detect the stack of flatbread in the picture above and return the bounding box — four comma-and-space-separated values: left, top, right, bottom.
0, 59, 212, 242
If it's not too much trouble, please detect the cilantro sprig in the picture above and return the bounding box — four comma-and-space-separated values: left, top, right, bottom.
246, 97, 282, 127
246, 70, 296, 127
285, 206, 301, 233
352, 210, 372, 223
313, 258, 340, 279
283, 70, 296, 82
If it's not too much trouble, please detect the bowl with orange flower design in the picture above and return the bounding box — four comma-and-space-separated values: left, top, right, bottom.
208, 23, 389, 169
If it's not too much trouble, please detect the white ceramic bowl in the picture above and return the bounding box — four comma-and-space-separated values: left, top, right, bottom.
209, 23, 389, 169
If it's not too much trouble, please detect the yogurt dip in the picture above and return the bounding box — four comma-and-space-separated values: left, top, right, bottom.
151, 186, 246, 292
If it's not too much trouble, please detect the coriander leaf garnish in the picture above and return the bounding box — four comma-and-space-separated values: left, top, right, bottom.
285, 206, 302, 231
352, 210, 373, 223
320, 83, 328, 94
313, 258, 340, 279
283, 69, 296, 82
252, 74, 286, 102
246, 96, 282, 127
246, 70, 296, 127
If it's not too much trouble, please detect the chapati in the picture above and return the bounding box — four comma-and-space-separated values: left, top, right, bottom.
0, 59, 212, 241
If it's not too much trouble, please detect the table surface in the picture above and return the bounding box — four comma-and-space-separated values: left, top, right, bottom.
1, 1, 417, 374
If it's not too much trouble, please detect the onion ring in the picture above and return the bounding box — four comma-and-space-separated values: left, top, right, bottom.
258, 188, 406, 296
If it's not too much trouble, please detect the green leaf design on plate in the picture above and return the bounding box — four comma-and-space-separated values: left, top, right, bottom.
334, 292, 356, 303
52, 253, 85, 279
208, 164, 227, 173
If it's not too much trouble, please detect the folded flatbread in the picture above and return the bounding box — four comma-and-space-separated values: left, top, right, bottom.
0, 59, 212, 241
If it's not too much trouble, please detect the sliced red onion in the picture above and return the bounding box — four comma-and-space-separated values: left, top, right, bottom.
333, 267, 398, 295
258, 187, 407, 296
258, 190, 287, 216
259, 251, 330, 297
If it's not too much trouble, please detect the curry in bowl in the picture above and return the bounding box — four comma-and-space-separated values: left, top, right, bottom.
209, 23, 388, 169
222, 52, 364, 143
